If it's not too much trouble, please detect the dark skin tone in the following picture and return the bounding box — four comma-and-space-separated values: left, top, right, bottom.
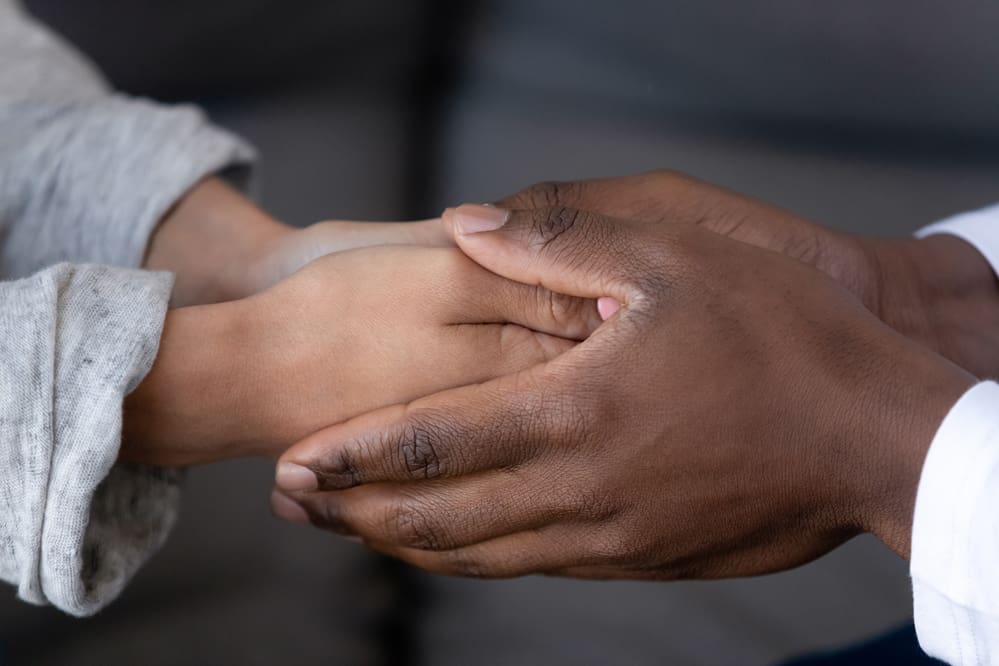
493, 172, 999, 379
271, 171, 999, 581
124, 178, 601, 467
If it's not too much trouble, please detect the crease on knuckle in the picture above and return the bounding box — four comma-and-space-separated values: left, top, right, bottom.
397, 418, 450, 480
388, 497, 448, 551
439, 548, 494, 578
531, 206, 584, 252
313, 497, 355, 535
533, 287, 588, 337
522, 180, 580, 209
588, 522, 638, 562
315, 443, 365, 490
570, 481, 620, 523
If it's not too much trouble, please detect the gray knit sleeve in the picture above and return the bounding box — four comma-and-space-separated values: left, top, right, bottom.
0, 0, 257, 277
0, 0, 257, 615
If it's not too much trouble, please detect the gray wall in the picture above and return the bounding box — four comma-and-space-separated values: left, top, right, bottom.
3, 2, 997, 664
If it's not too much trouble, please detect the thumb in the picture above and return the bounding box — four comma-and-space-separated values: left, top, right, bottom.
441, 204, 647, 305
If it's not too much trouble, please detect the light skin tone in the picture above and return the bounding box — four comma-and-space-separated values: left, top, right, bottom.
123, 178, 601, 468
142, 177, 452, 307
273, 171, 998, 582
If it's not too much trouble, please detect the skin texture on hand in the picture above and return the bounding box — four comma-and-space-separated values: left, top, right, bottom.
495, 172, 999, 378
274, 201, 976, 583
143, 177, 451, 307
122, 245, 600, 467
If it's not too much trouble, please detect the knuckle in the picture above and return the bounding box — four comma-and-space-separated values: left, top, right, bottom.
588, 523, 638, 562
439, 548, 494, 578
315, 444, 365, 490
570, 482, 620, 522
629, 268, 672, 303
313, 498, 355, 535
397, 418, 451, 480
387, 496, 449, 551
530, 206, 586, 250
533, 287, 586, 332
519, 180, 581, 209
647, 168, 686, 186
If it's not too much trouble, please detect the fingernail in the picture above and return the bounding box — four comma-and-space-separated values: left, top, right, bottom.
597, 297, 622, 321
344, 536, 364, 545
451, 204, 510, 234
270, 490, 311, 525
276, 462, 318, 492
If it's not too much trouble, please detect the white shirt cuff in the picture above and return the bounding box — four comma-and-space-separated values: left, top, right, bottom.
916, 202, 999, 276
911, 381, 999, 664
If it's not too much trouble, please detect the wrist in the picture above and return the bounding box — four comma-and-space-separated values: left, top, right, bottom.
144, 178, 294, 307
122, 299, 261, 466
854, 343, 976, 559
868, 235, 999, 378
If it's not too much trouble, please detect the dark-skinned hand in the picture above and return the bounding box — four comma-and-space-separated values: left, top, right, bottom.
496, 172, 999, 378
272, 197, 977, 582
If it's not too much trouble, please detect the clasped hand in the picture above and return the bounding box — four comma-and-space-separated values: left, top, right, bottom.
123, 181, 601, 466
268, 171, 993, 582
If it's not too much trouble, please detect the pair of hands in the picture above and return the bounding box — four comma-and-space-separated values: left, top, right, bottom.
123, 179, 599, 466
265, 171, 999, 582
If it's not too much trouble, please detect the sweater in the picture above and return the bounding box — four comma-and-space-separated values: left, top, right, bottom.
0, 0, 254, 616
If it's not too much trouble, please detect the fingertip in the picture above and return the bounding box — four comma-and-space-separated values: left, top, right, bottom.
275, 462, 319, 492
448, 204, 511, 235
270, 489, 311, 525
597, 297, 622, 321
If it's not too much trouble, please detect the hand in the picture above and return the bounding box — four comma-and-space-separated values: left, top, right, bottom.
274, 203, 974, 582
496, 172, 999, 378
144, 178, 450, 307
123, 244, 600, 466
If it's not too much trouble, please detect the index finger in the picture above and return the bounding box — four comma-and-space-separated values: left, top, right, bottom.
274, 362, 563, 492
491, 171, 688, 222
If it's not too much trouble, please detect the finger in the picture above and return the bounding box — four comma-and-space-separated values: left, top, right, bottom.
368, 524, 591, 579
275, 360, 594, 492
428, 248, 603, 341
283, 469, 580, 552
491, 171, 741, 227
493, 173, 833, 255
543, 565, 643, 581
494, 173, 677, 220
270, 488, 312, 525
440, 204, 666, 304
372, 219, 452, 246
317, 218, 453, 248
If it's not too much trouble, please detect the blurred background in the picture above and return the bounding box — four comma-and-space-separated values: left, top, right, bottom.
2, 1, 998, 663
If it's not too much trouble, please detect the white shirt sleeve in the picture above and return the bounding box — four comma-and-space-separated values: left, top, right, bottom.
911, 205, 999, 664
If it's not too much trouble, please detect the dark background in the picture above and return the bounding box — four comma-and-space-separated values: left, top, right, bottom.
2, 1, 998, 663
